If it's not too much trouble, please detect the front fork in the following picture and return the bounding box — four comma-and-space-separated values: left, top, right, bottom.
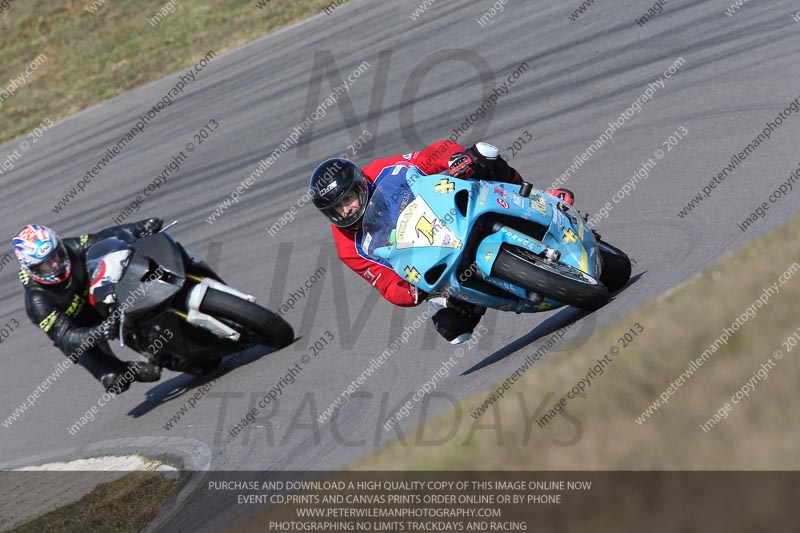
475, 223, 561, 273
180, 275, 256, 342
473, 224, 561, 306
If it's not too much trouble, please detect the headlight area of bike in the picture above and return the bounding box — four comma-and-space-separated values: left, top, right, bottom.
87, 237, 134, 314
86, 236, 179, 316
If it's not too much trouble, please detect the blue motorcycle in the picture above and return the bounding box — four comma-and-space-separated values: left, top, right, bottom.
361, 164, 631, 312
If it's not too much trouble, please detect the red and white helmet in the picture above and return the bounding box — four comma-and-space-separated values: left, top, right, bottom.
13, 224, 72, 285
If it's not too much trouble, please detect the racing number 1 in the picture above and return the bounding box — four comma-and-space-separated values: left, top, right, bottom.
415, 216, 435, 245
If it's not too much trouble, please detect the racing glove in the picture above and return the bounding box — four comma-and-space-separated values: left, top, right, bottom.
466, 142, 523, 185
65, 319, 119, 359
134, 217, 163, 238
96, 315, 120, 341
448, 151, 487, 181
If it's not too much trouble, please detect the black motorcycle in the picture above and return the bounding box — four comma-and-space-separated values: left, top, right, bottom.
86, 223, 294, 373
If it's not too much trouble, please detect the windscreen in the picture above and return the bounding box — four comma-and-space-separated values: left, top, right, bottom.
86, 237, 132, 282
361, 169, 417, 255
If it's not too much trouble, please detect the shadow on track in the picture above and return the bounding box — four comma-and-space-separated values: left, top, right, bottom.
462, 272, 644, 375
126, 339, 298, 418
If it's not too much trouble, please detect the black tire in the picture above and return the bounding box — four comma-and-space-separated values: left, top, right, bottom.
200, 288, 294, 349
492, 245, 609, 310
597, 240, 632, 293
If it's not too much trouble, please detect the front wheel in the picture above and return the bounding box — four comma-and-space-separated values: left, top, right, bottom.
200, 288, 294, 349
492, 245, 609, 310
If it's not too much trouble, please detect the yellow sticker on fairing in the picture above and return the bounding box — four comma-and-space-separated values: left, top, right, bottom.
562, 228, 578, 244
529, 194, 547, 216
434, 178, 456, 194
404, 266, 422, 283
579, 246, 589, 274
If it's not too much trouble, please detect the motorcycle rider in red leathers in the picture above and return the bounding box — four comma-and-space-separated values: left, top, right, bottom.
310, 140, 575, 344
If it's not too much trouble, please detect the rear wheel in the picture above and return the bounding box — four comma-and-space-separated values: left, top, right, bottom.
492, 245, 609, 310
597, 240, 631, 293
200, 288, 294, 349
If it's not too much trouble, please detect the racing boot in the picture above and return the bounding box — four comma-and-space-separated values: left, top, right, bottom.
75, 346, 131, 394
128, 360, 161, 382
101, 361, 160, 395
428, 297, 486, 345
101, 370, 134, 395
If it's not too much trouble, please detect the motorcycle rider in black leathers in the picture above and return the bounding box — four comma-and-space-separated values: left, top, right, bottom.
13, 218, 164, 394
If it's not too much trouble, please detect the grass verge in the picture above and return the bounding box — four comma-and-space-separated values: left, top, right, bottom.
0, 0, 334, 143
356, 215, 800, 470
9, 470, 177, 533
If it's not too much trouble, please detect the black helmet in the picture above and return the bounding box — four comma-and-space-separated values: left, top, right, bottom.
310, 158, 370, 231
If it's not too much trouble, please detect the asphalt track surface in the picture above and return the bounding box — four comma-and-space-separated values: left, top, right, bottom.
1, 0, 799, 530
